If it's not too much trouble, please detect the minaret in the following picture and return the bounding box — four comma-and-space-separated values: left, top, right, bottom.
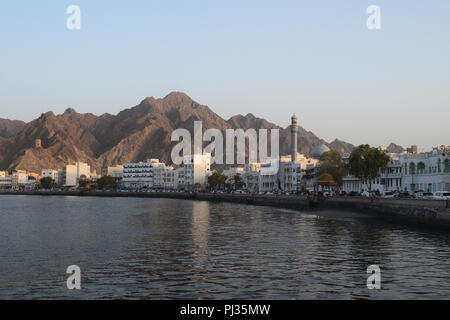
291, 114, 298, 162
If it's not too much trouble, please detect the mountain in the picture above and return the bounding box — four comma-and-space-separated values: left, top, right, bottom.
0, 118, 26, 138
328, 139, 355, 154
0, 92, 355, 173
387, 143, 405, 153
227, 114, 354, 156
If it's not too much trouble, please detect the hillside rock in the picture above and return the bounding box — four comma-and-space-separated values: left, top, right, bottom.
0, 92, 356, 173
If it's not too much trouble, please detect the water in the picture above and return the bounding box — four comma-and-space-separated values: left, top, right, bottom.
1, 195, 450, 299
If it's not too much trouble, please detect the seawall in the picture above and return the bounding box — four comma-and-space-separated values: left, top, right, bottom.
1, 191, 450, 229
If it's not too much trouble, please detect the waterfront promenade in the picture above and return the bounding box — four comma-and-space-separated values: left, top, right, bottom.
2, 190, 450, 229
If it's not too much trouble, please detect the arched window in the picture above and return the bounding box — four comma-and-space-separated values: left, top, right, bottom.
409, 162, 416, 175
444, 159, 450, 173
417, 162, 425, 174
438, 159, 442, 173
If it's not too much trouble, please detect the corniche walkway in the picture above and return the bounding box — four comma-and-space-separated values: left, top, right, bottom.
1, 190, 450, 229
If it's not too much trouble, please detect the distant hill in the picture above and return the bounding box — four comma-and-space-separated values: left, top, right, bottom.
387, 143, 405, 153
0, 92, 356, 173
0, 118, 26, 138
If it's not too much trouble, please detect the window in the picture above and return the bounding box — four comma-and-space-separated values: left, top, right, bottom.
409, 162, 416, 175
417, 162, 425, 174
444, 159, 450, 173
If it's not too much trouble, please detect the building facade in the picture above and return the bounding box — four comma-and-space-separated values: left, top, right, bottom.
122, 159, 160, 189
62, 162, 91, 187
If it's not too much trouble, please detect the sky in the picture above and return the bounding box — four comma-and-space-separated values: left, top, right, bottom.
0, 0, 449, 151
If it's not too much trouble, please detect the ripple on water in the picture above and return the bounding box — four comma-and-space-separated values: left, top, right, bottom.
1, 195, 450, 299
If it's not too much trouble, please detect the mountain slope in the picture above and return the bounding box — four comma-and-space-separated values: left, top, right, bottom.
0, 118, 26, 138
0, 92, 355, 172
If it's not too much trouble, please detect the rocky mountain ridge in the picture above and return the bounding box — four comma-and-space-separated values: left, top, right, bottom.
0, 92, 358, 173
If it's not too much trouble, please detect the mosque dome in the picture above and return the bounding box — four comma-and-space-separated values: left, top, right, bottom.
311, 144, 331, 159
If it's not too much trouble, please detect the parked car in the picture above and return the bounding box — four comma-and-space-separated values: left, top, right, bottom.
432, 191, 450, 200
398, 192, 413, 199
382, 191, 395, 199
416, 192, 434, 199
348, 191, 361, 197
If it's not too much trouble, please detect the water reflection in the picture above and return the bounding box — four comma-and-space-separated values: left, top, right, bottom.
191, 201, 211, 266
1, 195, 450, 299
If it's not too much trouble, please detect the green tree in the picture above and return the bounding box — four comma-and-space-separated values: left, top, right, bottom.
348, 144, 390, 192
97, 175, 117, 190
78, 178, 92, 188
232, 173, 245, 190
208, 171, 227, 190
40, 176, 55, 189
318, 150, 347, 186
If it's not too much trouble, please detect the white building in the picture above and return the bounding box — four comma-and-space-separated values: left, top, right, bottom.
342, 146, 450, 193
182, 154, 211, 189
400, 148, 450, 193
153, 162, 176, 190
122, 159, 160, 189
280, 162, 301, 193
257, 159, 302, 193
12, 170, 29, 189
342, 156, 402, 193
41, 169, 59, 182
0, 172, 12, 190
259, 159, 279, 193
242, 163, 261, 193
173, 167, 184, 190
101, 165, 123, 179
62, 162, 91, 187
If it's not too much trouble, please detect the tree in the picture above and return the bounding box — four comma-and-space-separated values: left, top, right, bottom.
318, 150, 347, 187
40, 176, 55, 189
78, 178, 92, 188
232, 173, 245, 190
348, 144, 390, 192
193, 182, 202, 190
97, 175, 117, 190
207, 171, 227, 190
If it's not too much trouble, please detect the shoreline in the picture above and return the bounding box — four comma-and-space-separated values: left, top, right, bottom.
2, 190, 450, 229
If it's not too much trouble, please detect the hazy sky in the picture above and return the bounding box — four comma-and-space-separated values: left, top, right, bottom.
1, 1, 449, 150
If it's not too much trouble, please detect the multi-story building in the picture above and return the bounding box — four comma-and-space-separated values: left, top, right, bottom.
0, 171, 12, 190
163, 168, 176, 190
12, 170, 29, 189
101, 165, 123, 179
342, 146, 450, 193
174, 167, 185, 190
400, 148, 450, 193
259, 159, 279, 193
242, 163, 261, 193
280, 162, 301, 193
61, 162, 91, 187
182, 154, 211, 189
153, 162, 176, 190
342, 158, 403, 193
122, 159, 161, 189
41, 169, 59, 182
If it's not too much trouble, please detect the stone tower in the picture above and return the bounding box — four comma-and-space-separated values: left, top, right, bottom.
35, 139, 42, 149
291, 114, 298, 162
